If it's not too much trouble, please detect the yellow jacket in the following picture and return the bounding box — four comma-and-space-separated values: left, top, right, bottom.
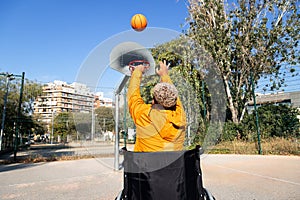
127, 69, 186, 152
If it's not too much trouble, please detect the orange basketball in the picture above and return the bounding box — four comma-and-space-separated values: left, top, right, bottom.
131, 14, 147, 32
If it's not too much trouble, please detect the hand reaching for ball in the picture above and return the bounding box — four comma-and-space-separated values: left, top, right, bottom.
131, 64, 149, 74
156, 60, 170, 77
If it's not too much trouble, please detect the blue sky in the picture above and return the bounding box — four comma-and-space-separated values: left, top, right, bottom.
0, 0, 189, 96
1, 0, 298, 97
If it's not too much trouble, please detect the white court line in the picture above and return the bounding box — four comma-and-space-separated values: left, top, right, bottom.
211, 163, 300, 186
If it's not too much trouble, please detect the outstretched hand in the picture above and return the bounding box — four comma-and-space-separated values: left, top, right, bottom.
132, 64, 149, 74
156, 60, 170, 77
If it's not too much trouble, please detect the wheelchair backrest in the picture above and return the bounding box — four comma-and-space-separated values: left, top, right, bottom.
121, 146, 205, 200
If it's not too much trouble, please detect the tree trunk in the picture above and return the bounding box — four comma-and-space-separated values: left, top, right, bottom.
239, 102, 248, 122
223, 76, 239, 124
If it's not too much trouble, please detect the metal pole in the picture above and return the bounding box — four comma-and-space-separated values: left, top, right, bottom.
51, 110, 55, 144
114, 75, 129, 170
114, 93, 120, 170
91, 103, 95, 141
0, 75, 12, 151
251, 72, 262, 155
123, 88, 127, 148
14, 72, 25, 161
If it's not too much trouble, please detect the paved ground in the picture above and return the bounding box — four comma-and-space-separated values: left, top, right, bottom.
0, 144, 299, 200
201, 154, 300, 200
0, 157, 122, 200
0, 142, 133, 164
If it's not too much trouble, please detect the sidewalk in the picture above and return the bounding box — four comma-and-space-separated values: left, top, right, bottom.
0, 142, 134, 164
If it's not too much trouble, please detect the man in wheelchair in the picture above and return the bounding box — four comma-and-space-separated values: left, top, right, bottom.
115, 60, 215, 199
127, 60, 186, 152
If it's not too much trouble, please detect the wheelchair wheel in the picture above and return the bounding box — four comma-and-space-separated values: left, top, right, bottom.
203, 188, 216, 200
115, 190, 122, 200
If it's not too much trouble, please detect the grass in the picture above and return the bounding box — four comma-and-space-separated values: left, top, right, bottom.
207, 137, 300, 155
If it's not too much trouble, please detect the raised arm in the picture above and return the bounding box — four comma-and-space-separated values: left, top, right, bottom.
127, 65, 149, 124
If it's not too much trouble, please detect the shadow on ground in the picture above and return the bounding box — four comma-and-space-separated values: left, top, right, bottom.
0, 142, 116, 171
0, 144, 75, 164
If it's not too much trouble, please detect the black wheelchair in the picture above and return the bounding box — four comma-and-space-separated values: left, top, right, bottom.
115, 146, 215, 200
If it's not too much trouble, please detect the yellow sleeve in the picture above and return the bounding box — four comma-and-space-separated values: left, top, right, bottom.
127, 70, 149, 124
160, 74, 172, 83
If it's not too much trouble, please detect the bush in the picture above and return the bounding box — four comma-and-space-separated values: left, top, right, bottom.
245, 104, 300, 138
221, 122, 240, 141
221, 121, 255, 141
221, 104, 300, 142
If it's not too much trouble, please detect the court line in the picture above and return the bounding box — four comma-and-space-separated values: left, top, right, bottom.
211, 163, 300, 186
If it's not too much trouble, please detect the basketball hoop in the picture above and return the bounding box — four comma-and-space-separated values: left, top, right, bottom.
128, 60, 150, 72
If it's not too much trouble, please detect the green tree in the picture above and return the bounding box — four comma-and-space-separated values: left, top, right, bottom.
95, 107, 115, 132
0, 76, 44, 148
30, 114, 47, 136
22, 80, 43, 115
186, 0, 299, 124
53, 112, 76, 142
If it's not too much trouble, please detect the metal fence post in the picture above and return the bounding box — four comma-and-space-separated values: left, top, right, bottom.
251, 72, 262, 155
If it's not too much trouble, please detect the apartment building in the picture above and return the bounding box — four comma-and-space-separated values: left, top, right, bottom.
247, 91, 300, 114
94, 92, 114, 108
34, 80, 94, 125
